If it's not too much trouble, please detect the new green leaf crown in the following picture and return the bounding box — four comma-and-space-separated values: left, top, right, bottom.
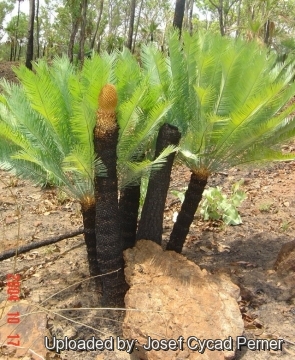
1, 31, 295, 207
0, 49, 174, 207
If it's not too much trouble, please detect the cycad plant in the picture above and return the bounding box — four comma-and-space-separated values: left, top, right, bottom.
0, 52, 175, 297
166, 32, 295, 253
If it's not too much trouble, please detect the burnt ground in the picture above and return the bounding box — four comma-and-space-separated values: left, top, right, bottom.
0, 61, 295, 360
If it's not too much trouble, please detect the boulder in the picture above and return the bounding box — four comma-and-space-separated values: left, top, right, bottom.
123, 240, 244, 360
274, 240, 295, 301
274, 239, 295, 274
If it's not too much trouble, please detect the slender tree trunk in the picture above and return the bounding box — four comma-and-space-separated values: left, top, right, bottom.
208, 0, 225, 36
78, 0, 88, 65
166, 172, 208, 253
119, 185, 141, 250
136, 124, 181, 245
173, 0, 186, 36
68, 17, 80, 63
14, 0, 21, 61
25, 0, 35, 70
90, 0, 104, 50
264, 20, 270, 45
188, 0, 194, 35
36, 0, 40, 58
18, 42, 22, 60
235, 0, 242, 38
132, 0, 143, 53
94, 84, 128, 307
9, 40, 13, 62
218, 5, 225, 36
81, 201, 101, 288
126, 0, 136, 50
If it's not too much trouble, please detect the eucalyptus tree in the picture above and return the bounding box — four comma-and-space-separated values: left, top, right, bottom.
126, 0, 136, 50
0, 0, 14, 37
5, 12, 28, 61
25, 0, 35, 69
173, 0, 185, 35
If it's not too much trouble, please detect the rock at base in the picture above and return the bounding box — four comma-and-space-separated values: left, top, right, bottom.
274, 239, 295, 274
123, 240, 244, 360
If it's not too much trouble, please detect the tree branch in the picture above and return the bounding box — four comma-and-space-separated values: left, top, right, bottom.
0, 228, 84, 261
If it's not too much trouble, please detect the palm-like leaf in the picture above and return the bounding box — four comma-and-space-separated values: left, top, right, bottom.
166, 31, 295, 253
177, 32, 295, 174
0, 51, 175, 202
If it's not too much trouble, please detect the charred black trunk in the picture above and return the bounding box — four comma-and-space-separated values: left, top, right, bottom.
81, 202, 101, 288
166, 172, 208, 253
136, 123, 181, 245
25, 0, 35, 70
119, 184, 141, 250
94, 84, 128, 307
173, 0, 186, 36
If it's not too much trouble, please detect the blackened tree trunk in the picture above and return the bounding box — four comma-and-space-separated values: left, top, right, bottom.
119, 184, 141, 250
166, 172, 208, 253
94, 84, 128, 307
25, 0, 35, 70
126, 0, 136, 50
136, 124, 181, 245
81, 201, 101, 288
173, 0, 185, 36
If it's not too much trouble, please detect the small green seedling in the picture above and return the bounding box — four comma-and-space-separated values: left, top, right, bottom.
259, 203, 272, 213
280, 220, 291, 232
200, 180, 247, 225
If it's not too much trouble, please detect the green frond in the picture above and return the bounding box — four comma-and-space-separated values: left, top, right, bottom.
113, 48, 142, 103
78, 52, 115, 109
13, 62, 72, 153
231, 147, 295, 167
69, 98, 96, 150
120, 144, 178, 188
177, 31, 295, 174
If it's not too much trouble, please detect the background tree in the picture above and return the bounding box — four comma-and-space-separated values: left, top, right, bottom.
77, 0, 88, 64
25, 0, 35, 70
126, 0, 136, 50
173, 0, 185, 35
5, 12, 27, 61
0, 0, 14, 38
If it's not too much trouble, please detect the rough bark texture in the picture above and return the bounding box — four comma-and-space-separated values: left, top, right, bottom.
126, 0, 136, 50
25, 0, 35, 70
119, 185, 141, 250
94, 84, 128, 307
136, 123, 181, 245
166, 172, 208, 253
81, 202, 101, 288
173, 0, 186, 36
